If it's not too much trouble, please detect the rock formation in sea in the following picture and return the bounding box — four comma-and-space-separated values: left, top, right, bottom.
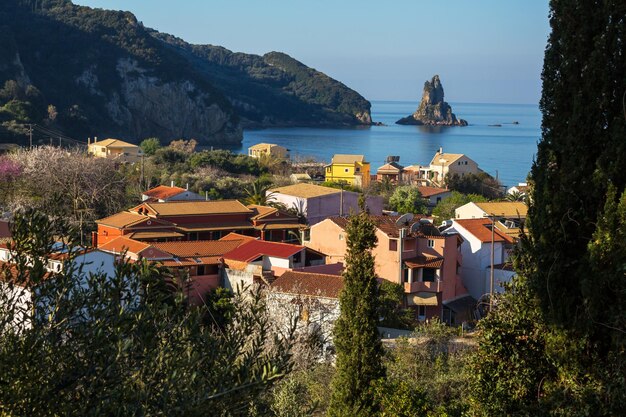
396, 75, 468, 126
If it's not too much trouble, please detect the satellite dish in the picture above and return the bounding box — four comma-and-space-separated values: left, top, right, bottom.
396, 213, 414, 227
410, 222, 421, 234
419, 218, 432, 224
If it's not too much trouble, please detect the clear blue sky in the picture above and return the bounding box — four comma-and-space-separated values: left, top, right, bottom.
73, 0, 550, 104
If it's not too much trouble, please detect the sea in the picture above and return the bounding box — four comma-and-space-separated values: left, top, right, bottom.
232, 101, 541, 188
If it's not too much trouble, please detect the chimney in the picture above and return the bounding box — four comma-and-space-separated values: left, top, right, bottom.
205, 190, 208, 201
94, 136, 98, 143
171, 180, 175, 188
91, 231, 98, 248
186, 183, 189, 190
88, 137, 91, 146
439, 146, 443, 154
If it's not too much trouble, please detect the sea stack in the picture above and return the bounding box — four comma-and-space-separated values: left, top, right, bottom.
396, 75, 468, 126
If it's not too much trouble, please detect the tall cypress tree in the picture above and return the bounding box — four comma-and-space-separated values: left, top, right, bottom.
327, 212, 384, 417
530, 0, 626, 352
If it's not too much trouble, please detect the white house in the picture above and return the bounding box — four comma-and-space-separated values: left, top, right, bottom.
428, 148, 480, 186
269, 183, 383, 225
442, 219, 516, 300
455, 201, 528, 221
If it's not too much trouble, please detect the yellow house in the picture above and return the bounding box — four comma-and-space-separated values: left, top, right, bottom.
325, 154, 371, 188
248, 143, 288, 159
88, 138, 144, 163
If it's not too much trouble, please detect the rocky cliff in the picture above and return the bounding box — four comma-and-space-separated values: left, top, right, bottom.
396, 75, 467, 126
0, 0, 371, 146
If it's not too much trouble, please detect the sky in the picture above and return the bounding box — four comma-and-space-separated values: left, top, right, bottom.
73, 0, 551, 104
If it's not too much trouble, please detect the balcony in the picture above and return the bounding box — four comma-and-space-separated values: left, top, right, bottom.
404, 280, 441, 293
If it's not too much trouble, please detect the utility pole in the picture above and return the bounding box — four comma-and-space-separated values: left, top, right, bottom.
140, 154, 145, 191
28, 124, 33, 148
489, 213, 495, 309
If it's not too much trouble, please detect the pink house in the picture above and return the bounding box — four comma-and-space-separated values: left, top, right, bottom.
305, 215, 470, 324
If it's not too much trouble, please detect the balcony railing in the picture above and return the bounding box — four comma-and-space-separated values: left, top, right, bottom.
403, 280, 441, 293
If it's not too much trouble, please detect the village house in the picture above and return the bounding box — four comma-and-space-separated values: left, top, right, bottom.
269, 183, 384, 226
305, 214, 470, 324
94, 200, 302, 247
289, 172, 312, 183
454, 201, 528, 224
442, 219, 517, 301
98, 236, 244, 305
142, 184, 205, 202
507, 182, 530, 197
220, 235, 325, 292
375, 161, 405, 184
426, 148, 480, 187
267, 269, 343, 359
248, 143, 289, 159
324, 154, 371, 188
417, 186, 453, 207
87, 137, 143, 163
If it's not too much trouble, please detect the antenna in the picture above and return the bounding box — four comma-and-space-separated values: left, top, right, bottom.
395, 213, 414, 227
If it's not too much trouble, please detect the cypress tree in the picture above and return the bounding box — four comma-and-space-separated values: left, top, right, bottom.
327, 212, 384, 417
530, 0, 626, 348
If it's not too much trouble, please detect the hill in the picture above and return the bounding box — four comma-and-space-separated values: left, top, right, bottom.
0, 0, 372, 146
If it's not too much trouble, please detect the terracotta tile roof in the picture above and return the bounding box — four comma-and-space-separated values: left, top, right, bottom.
404, 255, 444, 268
247, 204, 278, 220
98, 236, 152, 255
474, 202, 528, 219
95, 212, 151, 228
0, 260, 53, 286
223, 240, 304, 262
90, 138, 138, 148
454, 219, 513, 243
376, 162, 404, 173
332, 154, 366, 164
127, 231, 185, 240
429, 152, 465, 166
417, 186, 450, 198
271, 183, 341, 199
328, 215, 440, 238
248, 143, 284, 151
271, 270, 343, 298
136, 200, 252, 216
294, 262, 344, 275
175, 222, 255, 232
220, 232, 258, 242
151, 240, 243, 258
256, 223, 302, 231
142, 185, 186, 200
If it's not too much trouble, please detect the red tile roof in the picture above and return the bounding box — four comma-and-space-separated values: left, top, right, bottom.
142, 185, 186, 200
223, 240, 304, 262
151, 240, 243, 258
271, 270, 343, 298
0, 260, 52, 286
404, 255, 444, 268
98, 236, 154, 256
454, 219, 513, 243
417, 186, 450, 198
219, 232, 258, 242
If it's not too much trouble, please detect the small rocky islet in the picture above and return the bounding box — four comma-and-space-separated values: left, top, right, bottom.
396, 75, 468, 126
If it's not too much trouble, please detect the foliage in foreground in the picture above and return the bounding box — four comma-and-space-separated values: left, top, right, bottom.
0, 209, 293, 416
327, 210, 384, 416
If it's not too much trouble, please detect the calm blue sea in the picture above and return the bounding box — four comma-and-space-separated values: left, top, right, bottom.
233, 101, 541, 187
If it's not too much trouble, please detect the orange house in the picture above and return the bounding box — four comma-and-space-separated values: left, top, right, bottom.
305, 214, 470, 324
94, 200, 302, 247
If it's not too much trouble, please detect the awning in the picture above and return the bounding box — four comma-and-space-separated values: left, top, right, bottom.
407, 292, 438, 306
256, 223, 303, 230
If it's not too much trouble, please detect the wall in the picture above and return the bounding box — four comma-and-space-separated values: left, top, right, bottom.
454, 203, 487, 220
305, 220, 348, 264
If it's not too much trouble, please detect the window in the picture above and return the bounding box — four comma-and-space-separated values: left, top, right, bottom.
417, 305, 426, 320
427, 239, 435, 248
403, 267, 410, 283
464, 161, 468, 165
389, 240, 398, 251
339, 233, 344, 240
344, 168, 349, 173
458, 161, 461, 165
197, 265, 206, 276
355, 167, 360, 172
326, 167, 331, 173
436, 197, 442, 203
292, 251, 302, 264
422, 268, 436, 282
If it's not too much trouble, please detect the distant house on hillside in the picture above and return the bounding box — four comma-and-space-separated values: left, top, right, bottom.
325, 154, 371, 188
88, 138, 143, 163
142, 184, 205, 202
248, 143, 288, 159
426, 148, 480, 186
417, 186, 452, 206
376, 161, 405, 184
269, 183, 383, 225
